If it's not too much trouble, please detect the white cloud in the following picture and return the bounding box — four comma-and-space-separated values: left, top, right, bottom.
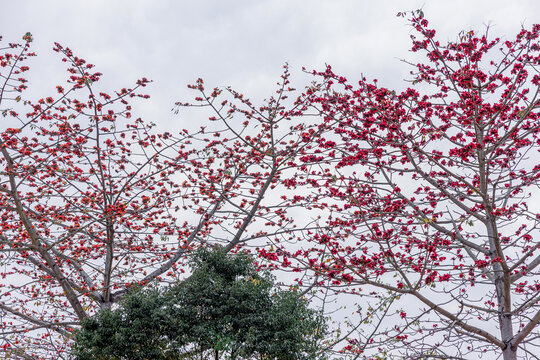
2, 0, 539, 129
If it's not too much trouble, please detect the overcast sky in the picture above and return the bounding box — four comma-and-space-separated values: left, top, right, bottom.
2, 1, 540, 130
2, 1, 540, 350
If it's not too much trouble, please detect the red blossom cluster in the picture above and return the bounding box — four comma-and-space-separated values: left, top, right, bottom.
1, 10, 540, 360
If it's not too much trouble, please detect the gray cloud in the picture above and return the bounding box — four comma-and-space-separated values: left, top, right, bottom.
1, 1, 539, 128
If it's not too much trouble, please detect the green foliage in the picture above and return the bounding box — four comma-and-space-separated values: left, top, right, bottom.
71, 247, 327, 359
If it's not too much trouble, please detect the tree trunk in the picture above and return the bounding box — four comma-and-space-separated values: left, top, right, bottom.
502, 345, 517, 360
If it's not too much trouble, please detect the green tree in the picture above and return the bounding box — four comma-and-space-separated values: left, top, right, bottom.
71, 247, 327, 360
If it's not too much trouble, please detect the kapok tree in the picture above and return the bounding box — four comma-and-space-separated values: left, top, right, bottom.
0, 34, 326, 359
287, 11, 540, 360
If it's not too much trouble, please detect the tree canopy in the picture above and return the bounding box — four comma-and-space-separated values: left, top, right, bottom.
0, 10, 539, 360
71, 247, 327, 360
